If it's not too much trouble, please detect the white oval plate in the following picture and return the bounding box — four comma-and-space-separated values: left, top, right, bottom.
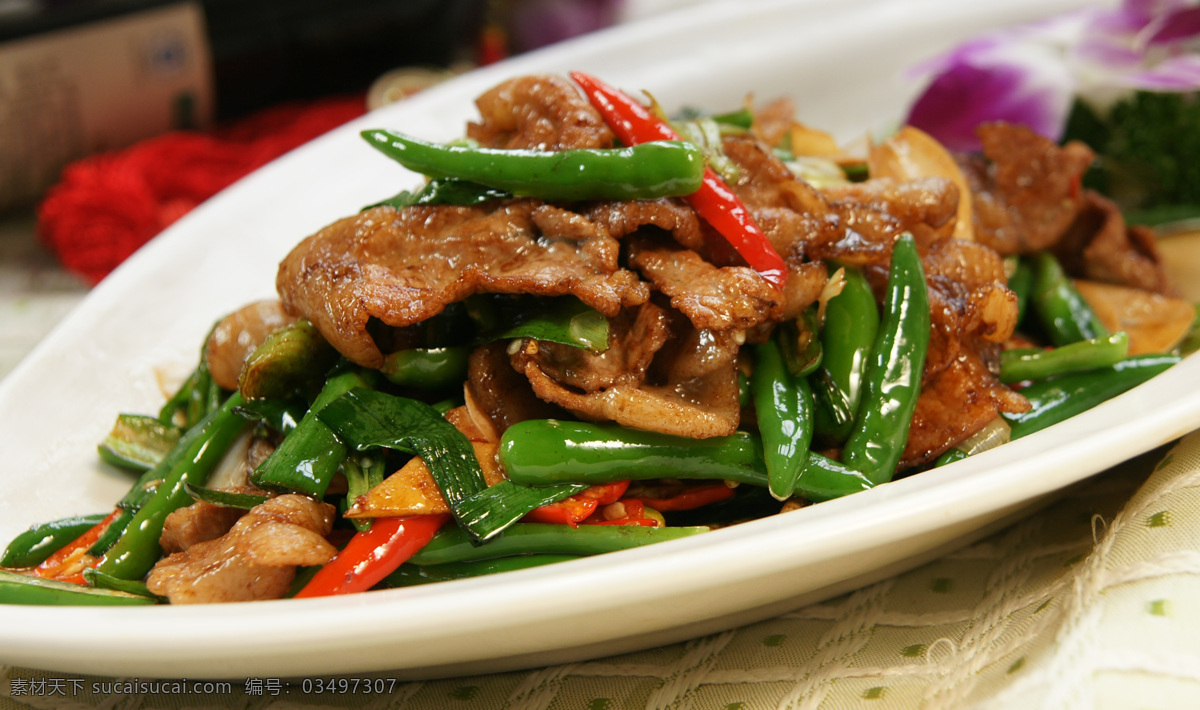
2, 0, 1196, 680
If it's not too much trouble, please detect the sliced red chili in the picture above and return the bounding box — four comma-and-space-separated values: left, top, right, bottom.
523, 480, 631, 527
294, 513, 449, 598
33, 508, 121, 584
570, 71, 788, 289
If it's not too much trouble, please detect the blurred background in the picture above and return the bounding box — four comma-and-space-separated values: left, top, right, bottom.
0, 0, 695, 379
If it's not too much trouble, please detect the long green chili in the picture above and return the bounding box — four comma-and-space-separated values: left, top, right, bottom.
1003, 354, 1180, 440
0, 570, 156, 606
383, 555, 582, 587
363, 130, 707, 201
498, 420, 872, 502
1030, 251, 1108, 346
999, 332, 1130, 384
751, 337, 814, 500
96, 392, 251, 580
840, 233, 930, 484
1, 514, 109, 568
812, 266, 879, 445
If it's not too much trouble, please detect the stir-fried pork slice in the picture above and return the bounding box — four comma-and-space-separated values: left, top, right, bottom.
586, 198, 705, 251
468, 75, 614, 151
721, 134, 833, 261
513, 302, 671, 393
961, 122, 1094, 255
627, 234, 784, 331
894, 238, 1028, 466
514, 307, 742, 438
147, 494, 336, 604
722, 135, 959, 269
1054, 191, 1175, 295
465, 342, 567, 440
159, 501, 246, 555
920, 238, 1021, 376
780, 261, 830, 321
277, 202, 649, 368
901, 351, 1029, 469
823, 177, 959, 246
204, 299, 297, 391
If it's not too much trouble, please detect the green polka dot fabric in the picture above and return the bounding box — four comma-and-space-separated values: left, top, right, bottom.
6, 432, 1200, 709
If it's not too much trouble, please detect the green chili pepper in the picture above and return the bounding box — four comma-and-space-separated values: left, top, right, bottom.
409, 523, 708, 566
841, 233, 930, 484
96, 392, 251, 580
90, 385, 259, 558
999, 332, 1130, 384
97, 414, 182, 473
369, 178, 513, 211
501, 419, 768, 487
0, 569, 157, 606
238, 319, 338, 401
751, 337, 814, 500
383, 554, 582, 587
499, 420, 872, 502
82, 568, 163, 600
1003, 354, 1179, 440
362, 129, 707, 201
1, 513, 109, 568
472, 295, 610, 353
1030, 251, 1108, 346
813, 266, 880, 446
380, 347, 471, 390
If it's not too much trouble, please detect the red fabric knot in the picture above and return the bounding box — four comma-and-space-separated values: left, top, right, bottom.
37, 95, 366, 285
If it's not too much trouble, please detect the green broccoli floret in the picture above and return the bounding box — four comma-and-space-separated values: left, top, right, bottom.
1062, 91, 1200, 225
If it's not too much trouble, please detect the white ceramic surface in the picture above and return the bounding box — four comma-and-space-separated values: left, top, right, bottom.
2, 0, 1195, 680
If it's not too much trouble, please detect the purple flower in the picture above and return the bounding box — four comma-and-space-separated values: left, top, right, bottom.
506, 0, 624, 53
907, 0, 1200, 151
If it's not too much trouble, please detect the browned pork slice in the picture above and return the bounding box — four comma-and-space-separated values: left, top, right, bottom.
513, 302, 672, 393
722, 135, 959, 270
586, 198, 705, 250
512, 305, 742, 438
468, 74, 614, 151
277, 202, 649, 368
627, 234, 784, 331
465, 342, 567, 441
1054, 191, 1175, 295
902, 351, 1029, 469
203, 299, 297, 391
159, 501, 245, 555
898, 239, 1029, 467
961, 122, 1095, 255
146, 494, 336, 604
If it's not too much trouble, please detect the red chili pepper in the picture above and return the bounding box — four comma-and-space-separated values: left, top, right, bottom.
523, 481, 631, 527
627, 482, 735, 511
294, 514, 449, 598
34, 508, 121, 584
590, 518, 658, 527
523, 497, 597, 527
570, 71, 788, 289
